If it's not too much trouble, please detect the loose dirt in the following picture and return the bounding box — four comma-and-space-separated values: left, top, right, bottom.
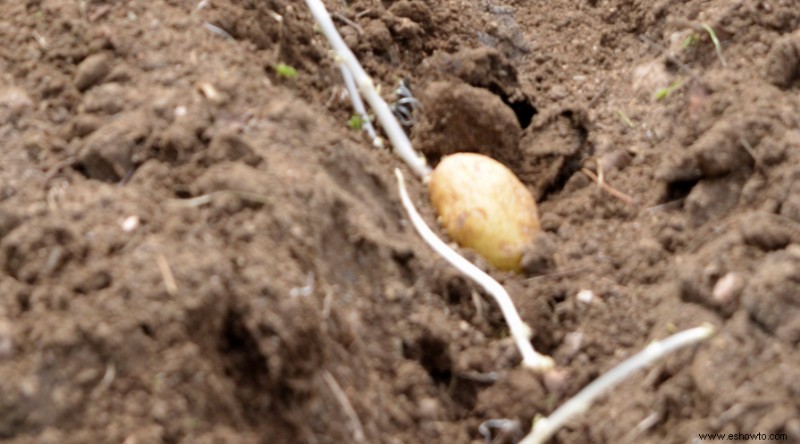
0, 0, 799, 443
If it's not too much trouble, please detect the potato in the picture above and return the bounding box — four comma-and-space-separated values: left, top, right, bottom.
429, 153, 540, 272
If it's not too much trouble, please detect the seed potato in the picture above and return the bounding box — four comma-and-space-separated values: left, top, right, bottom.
428, 153, 541, 272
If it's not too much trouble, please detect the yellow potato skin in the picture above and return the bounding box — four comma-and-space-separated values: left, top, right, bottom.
429, 153, 540, 272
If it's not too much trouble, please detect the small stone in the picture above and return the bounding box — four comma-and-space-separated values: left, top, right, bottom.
75, 53, 113, 91
121, 216, 140, 232
562, 331, 583, 358
417, 397, 440, 420
712, 272, 744, 305
174, 106, 187, 117
576, 289, 595, 304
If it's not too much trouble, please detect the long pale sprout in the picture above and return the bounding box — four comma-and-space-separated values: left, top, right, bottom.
304, 0, 431, 178
395, 168, 554, 371
520, 324, 715, 444
339, 64, 381, 148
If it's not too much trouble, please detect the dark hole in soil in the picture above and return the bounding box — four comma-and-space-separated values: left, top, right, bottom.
445, 276, 471, 304
647, 366, 676, 389
73, 157, 120, 183
139, 322, 154, 338
391, 248, 416, 284
17, 291, 30, 313
538, 113, 592, 200
565, 110, 589, 144
173, 188, 192, 199
664, 178, 699, 203
547, 290, 567, 311
157, 145, 179, 164
219, 309, 269, 393
747, 311, 775, 337
540, 153, 585, 199
403, 335, 453, 385
486, 84, 537, 129
506, 98, 537, 129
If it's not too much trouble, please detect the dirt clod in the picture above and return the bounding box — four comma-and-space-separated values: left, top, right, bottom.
414, 81, 521, 166
764, 30, 800, 88
77, 110, 151, 182
739, 212, 797, 251
74, 52, 114, 92
742, 249, 800, 343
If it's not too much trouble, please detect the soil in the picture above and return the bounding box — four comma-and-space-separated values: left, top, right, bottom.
0, 0, 799, 443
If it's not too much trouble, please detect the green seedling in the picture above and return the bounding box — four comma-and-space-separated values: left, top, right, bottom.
701, 24, 726, 67
274, 63, 298, 79
347, 113, 364, 130
655, 78, 685, 100
617, 110, 637, 128
681, 33, 698, 49
338, 65, 381, 147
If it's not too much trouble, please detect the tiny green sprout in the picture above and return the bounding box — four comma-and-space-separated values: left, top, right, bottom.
617, 110, 636, 128
545, 394, 558, 411
681, 33, 698, 49
667, 322, 678, 333
655, 78, 685, 101
274, 63, 298, 79
701, 23, 726, 67
347, 114, 364, 131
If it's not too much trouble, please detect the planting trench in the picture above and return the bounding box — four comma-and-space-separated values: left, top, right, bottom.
0, 0, 799, 443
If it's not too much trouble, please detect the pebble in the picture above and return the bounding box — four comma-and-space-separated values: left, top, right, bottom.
75, 53, 113, 91
712, 272, 744, 305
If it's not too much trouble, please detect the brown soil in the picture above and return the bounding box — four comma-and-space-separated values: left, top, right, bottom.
1, 0, 799, 443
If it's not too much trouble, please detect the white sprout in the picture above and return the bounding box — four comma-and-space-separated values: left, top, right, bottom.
394, 168, 554, 372
322, 371, 366, 443
479, 418, 522, 443
289, 272, 315, 298
304, 0, 431, 178
520, 324, 715, 444
339, 64, 382, 148
203, 22, 234, 40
